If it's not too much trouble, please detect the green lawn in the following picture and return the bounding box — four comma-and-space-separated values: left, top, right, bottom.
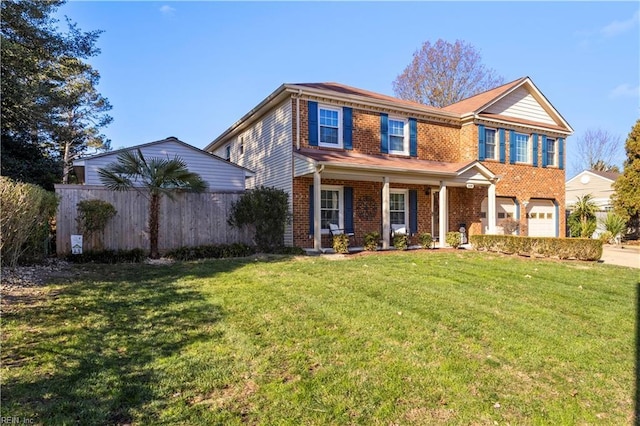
1, 251, 637, 425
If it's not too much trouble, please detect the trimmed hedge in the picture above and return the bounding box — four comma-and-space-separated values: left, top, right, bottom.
66, 248, 146, 264
166, 243, 256, 261
470, 235, 602, 261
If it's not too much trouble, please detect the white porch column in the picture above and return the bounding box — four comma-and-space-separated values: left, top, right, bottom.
438, 181, 448, 248
382, 177, 390, 249
487, 182, 497, 234
313, 168, 322, 251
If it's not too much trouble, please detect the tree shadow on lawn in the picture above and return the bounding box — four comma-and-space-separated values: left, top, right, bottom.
1, 258, 261, 424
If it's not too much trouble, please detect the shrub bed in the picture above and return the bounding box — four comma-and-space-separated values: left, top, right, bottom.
166, 243, 256, 261
66, 248, 146, 264
470, 235, 602, 261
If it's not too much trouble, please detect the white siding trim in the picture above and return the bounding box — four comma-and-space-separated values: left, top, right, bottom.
485, 87, 557, 126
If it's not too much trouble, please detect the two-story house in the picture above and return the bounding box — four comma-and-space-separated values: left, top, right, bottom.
206, 77, 573, 250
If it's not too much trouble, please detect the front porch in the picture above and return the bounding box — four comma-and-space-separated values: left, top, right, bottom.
293, 149, 500, 251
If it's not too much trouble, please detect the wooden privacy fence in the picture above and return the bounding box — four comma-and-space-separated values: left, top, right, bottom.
55, 185, 254, 255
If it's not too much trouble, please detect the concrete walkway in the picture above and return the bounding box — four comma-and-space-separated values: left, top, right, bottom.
600, 244, 640, 268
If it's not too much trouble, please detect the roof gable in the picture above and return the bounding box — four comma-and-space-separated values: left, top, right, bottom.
443, 77, 573, 133
566, 169, 620, 185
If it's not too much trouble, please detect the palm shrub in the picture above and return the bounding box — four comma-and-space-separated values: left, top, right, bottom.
0, 177, 59, 266
600, 212, 627, 244
568, 194, 598, 238
98, 149, 208, 259
228, 186, 291, 253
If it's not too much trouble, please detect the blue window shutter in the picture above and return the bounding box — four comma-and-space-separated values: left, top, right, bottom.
478, 125, 486, 161
499, 129, 506, 163
532, 133, 539, 167
409, 190, 418, 234
380, 113, 389, 154
509, 130, 516, 164
308, 101, 318, 146
409, 118, 418, 157
541, 135, 548, 167
309, 185, 314, 235
558, 138, 564, 169
344, 187, 354, 233
343, 107, 353, 150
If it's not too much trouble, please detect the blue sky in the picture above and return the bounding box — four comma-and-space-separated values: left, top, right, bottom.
57, 1, 639, 178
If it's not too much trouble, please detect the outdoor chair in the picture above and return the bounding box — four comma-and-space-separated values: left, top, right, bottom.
391, 224, 408, 237
329, 223, 356, 244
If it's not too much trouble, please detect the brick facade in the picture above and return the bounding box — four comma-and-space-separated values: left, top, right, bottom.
291, 98, 567, 248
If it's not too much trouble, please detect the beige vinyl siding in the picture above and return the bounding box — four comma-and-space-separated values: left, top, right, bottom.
294, 156, 316, 177
216, 100, 294, 245
566, 172, 616, 209
83, 140, 246, 191
486, 87, 556, 126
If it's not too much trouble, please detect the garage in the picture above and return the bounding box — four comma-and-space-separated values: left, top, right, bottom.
527, 199, 556, 237
481, 197, 518, 234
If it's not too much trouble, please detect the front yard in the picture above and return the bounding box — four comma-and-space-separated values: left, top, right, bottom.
1, 251, 637, 424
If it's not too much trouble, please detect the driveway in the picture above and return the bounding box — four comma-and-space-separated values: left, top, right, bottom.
600, 244, 640, 268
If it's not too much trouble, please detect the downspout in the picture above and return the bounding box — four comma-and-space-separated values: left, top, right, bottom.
296, 89, 302, 150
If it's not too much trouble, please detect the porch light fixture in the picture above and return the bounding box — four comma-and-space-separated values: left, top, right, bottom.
466, 183, 474, 189
425, 187, 431, 195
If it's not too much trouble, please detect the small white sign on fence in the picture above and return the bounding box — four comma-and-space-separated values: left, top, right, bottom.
71, 235, 83, 255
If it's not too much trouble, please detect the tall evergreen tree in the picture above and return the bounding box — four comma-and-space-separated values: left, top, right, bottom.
1, 0, 111, 188
612, 119, 640, 238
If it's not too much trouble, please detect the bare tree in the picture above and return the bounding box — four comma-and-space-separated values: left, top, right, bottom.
392, 39, 504, 108
571, 128, 622, 174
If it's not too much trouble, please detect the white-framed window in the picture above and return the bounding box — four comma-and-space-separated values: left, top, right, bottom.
388, 117, 408, 155
319, 106, 342, 148
239, 137, 245, 156
390, 189, 408, 227
224, 144, 231, 161
320, 185, 343, 234
546, 137, 556, 166
485, 128, 497, 160
514, 133, 529, 163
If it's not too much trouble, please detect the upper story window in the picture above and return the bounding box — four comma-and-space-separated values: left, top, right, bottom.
485, 128, 497, 160
224, 144, 231, 161
546, 137, 556, 166
388, 118, 408, 155
514, 133, 529, 163
319, 106, 342, 148
239, 137, 244, 156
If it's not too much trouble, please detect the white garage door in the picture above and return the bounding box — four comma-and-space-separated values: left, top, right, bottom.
527, 200, 555, 237
481, 197, 517, 234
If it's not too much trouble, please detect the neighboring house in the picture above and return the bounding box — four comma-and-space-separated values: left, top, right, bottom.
566, 169, 620, 237
73, 136, 254, 190
205, 77, 573, 250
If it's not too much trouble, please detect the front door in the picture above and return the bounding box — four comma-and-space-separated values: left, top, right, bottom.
432, 191, 439, 240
